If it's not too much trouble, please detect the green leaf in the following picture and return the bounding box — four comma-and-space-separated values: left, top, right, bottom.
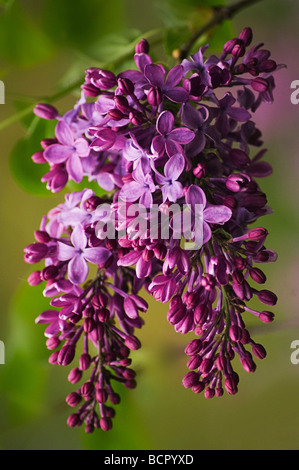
0, 2, 53, 67
10, 117, 56, 196
42, 0, 126, 54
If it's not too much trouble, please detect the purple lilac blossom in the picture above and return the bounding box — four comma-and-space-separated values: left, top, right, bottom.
26, 28, 280, 432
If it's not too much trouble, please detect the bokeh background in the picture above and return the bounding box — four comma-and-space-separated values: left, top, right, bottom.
0, 0, 298, 450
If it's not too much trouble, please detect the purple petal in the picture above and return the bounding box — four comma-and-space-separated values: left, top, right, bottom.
204, 205, 232, 224
134, 53, 153, 73
227, 106, 251, 122
84, 246, 111, 266
186, 184, 207, 209
71, 225, 87, 250
123, 297, 139, 319
136, 256, 151, 278
169, 127, 195, 144
144, 63, 165, 88
157, 110, 174, 135
181, 102, 203, 129
119, 181, 144, 202
66, 154, 83, 183
74, 138, 90, 157
151, 135, 166, 156
165, 65, 183, 88
164, 87, 189, 103
57, 241, 76, 261
35, 310, 59, 324
55, 120, 74, 146
164, 153, 185, 180
68, 254, 89, 285
117, 250, 142, 267
203, 221, 212, 244
44, 144, 73, 164
165, 139, 182, 157
162, 181, 184, 203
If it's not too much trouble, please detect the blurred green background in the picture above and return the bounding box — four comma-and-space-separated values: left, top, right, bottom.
0, 0, 299, 450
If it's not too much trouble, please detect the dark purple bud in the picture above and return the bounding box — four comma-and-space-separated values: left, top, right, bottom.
226, 173, 250, 192
229, 324, 243, 342
230, 149, 250, 169
68, 367, 82, 384
82, 83, 101, 97
109, 392, 121, 405
194, 304, 209, 325
96, 388, 108, 403
252, 343, 267, 359
182, 371, 199, 388
192, 382, 205, 394
32, 150, 46, 164
204, 387, 215, 399
187, 355, 202, 370
34, 103, 59, 120
66, 392, 82, 407
232, 42, 246, 58
48, 350, 59, 365
184, 339, 202, 356
199, 357, 214, 375
241, 354, 256, 373
114, 95, 130, 113
260, 59, 277, 73
249, 267, 266, 284
108, 108, 125, 121
215, 387, 224, 397
251, 77, 269, 92
232, 270, 244, 285
67, 413, 81, 428
129, 110, 144, 126
240, 328, 250, 345
259, 311, 274, 323
224, 375, 238, 395
81, 381, 94, 400
97, 307, 110, 322
100, 417, 113, 431
257, 289, 277, 306
57, 344, 76, 366
153, 243, 167, 260
84, 317, 96, 333
193, 163, 206, 179
24, 243, 48, 264
34, 230, 51, 243
223, 38, 240, 54
46, 336, 60, 350
147, 86, 163, 106
41, 265, 59, 281
248, 227, 268, 241
238, 27, 253, 47
135, 38, 149, 54
79, 353, 91, 371
118, 77, 134, 95
27, 270, 42, 286
89, 68, 117, 89
124, 379, 137, 389
215, 354, 228, 371
125, 335, 141, 350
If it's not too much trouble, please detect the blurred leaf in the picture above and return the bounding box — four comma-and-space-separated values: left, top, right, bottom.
0, 1, 53, 67
155, 0, 226, 28
189, 19, 235, 55
10, 117, 56, 196
164, 27, 192, 57
42, 0, 125, 54
0, 281, 54, 425
87, 28, 143, 69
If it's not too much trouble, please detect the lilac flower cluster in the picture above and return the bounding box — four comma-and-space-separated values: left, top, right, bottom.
25, 28, 279, 431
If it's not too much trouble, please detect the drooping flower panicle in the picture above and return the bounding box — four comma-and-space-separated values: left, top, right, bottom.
25, 27, 279, 432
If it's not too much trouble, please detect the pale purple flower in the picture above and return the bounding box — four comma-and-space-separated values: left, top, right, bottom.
119, 159, 156, 208
185, 185, 232, 244
57, 225, 111, 285
154, 153, 185, 202
44, 120, 90, 183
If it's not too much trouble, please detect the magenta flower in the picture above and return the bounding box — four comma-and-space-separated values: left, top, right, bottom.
57, 225, 111, 285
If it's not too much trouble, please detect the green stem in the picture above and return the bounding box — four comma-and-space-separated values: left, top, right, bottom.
178, 0, 265, 60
